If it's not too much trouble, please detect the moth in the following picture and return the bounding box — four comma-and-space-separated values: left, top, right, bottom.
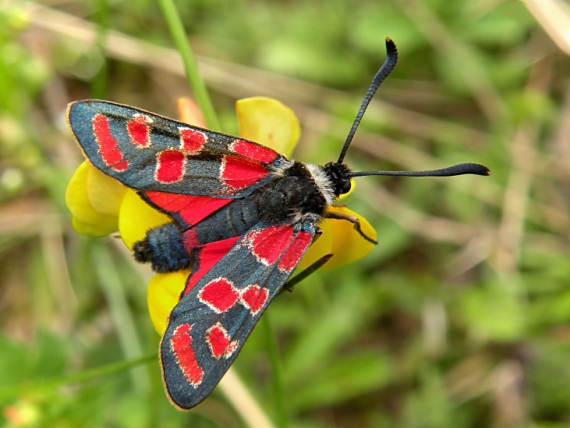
67, 39, 490, 409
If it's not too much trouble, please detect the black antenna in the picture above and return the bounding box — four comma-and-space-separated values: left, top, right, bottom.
349, 162, 490, 178
336, 38, 398, 165
337, 38, 490, 181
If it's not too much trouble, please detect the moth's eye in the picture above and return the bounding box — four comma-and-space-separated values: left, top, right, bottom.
340, 180, 351, 194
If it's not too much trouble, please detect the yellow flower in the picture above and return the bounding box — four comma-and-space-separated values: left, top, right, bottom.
66, 97, 376, 335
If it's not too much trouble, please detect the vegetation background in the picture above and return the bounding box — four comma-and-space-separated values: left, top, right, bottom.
1, 0, 569, 427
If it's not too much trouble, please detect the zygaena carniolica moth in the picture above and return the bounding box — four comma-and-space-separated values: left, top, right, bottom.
67, 39, 490, 409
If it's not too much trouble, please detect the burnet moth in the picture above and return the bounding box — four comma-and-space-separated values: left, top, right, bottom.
66, 38, 490, 410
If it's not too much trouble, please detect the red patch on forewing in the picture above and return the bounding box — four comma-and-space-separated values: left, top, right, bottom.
92, 114, 129, 171
155, 150, 185, 183
246, 225, 294, 266
169, 324, 204, 387
179, 128, 206, 153
145, 192, 232, 227
231, 140, 278, 163
278, 231, 313, 272
113, 161, 129, 172
221, 156, 269, 190
127, 114, 152, 147
198, 277, 240, 313
183, 236, 240, 294
206, 323, 238, 359
240, 284, 269, 315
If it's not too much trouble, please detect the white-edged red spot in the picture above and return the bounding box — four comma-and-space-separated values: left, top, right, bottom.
240, 284, 269, 315
221, 155, 269, 190
92, 114, 129, 172
278, 231, 313, 272
113, 161, 129, 172
231, 139, 278, 163
198, 277, 240, 313
179, 128, 206, 153
169, 323, 204, 387
127, 114, 152, 147
246, 225, 294, 266
155, 150, 186, 183
206, 323, 239, 359
196, 276, 270, 317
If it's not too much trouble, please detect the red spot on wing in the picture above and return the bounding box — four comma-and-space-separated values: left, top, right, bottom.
240, 284, 269, 315
155, 150, 185, 183
145, 192, 232, 227
247, 225, 294, 266
221, 156, 269, 190
231, 140, 278, 162
183, 236, 240, 294
278, 231, 313, 272
170, 324, 204, 387
127, 115, 151, 147
92, 114, 129, 171
198, 277, 240, 313
113, 160, 129, 172
179, 128, 206, 153
206, 323, 238, 359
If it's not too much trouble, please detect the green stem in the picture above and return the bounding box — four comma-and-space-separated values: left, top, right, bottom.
157, 0, 221, 130
93, 243, 150, 394
91, 0, 109, 98
263, 314, 288, 428
0, 354, 156, 400
282, 254, 333, 293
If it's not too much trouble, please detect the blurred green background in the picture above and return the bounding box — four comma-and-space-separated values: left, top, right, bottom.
1, 0, 570, 427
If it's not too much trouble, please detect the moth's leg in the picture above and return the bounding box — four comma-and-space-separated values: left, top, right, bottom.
325, 210, 378, 245
132, 223, 191, 273
283, 253, 333, 293
312, 227, 323, 244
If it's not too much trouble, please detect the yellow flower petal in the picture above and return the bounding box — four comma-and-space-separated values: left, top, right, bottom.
87, 165, 127, 216
148, 270, 189, 335
118, 189, 170, 250
70, 216, 114, 237
324, 206, 376, 270
66, 161, 118, 236
296, 206, 376, 271
236, 97, 300, 157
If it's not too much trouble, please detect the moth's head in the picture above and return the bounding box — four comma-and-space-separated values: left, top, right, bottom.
323, 162, 352, 197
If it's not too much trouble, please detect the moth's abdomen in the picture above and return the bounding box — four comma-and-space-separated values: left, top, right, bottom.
133, 223, 190, 273
184, 198, 261, 248
134, 198, 262, 273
